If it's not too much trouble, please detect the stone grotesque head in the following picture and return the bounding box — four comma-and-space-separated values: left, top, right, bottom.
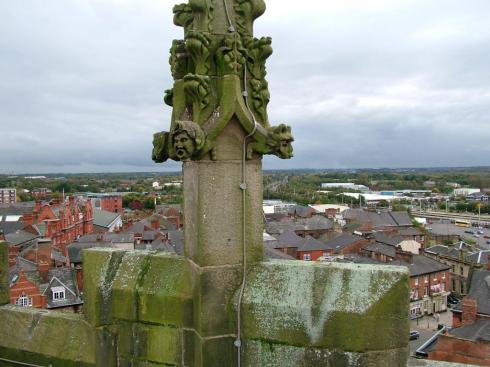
270, 124, 294, 159
170, 121, 205, 161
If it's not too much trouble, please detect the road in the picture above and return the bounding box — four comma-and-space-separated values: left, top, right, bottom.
428, 220, 490, 250
409, 311, 452, 355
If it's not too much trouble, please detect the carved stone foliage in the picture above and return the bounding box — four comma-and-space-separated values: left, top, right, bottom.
152, 132, 170, 163
185, 31, 211, 75
169, 39, 188, 80
153, 0, 294, 164
216, 35, 247, 76
234, 0, 266, 36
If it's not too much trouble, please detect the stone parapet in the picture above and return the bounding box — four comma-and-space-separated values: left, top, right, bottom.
0, 250, 411, 366
0, 241, 8, 305
0, 305, 96, 366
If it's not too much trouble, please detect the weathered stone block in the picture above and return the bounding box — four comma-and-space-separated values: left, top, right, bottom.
241, 260, 410, 354
83, 248, 126, 326
0, 305, 96, 366
111, 251, 150, 321
137, 253, 193, 327
242, 340, 408, 367
193, 264, 242, 337
185, 330, 236, 367
117, 321, 181, 365
183, 158, 264, 267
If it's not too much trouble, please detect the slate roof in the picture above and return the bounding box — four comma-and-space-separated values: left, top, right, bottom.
78, 232, 134, 244
373, 232, 405, 246
140, 214, 176, 231
363, 242, 397, 258
424, 245, 450, 256
67, 242, 116, 263
123, 221, 147, 234
388, 255, 451, 277
288, 205, 315, 218
167, 230, 183, 255
0, 221, 25, 235
142, 231, 158, 242
134, 239, 176, 253
449, 319, 490, 342
298, 236, 329, 252
466, 250, 490, 265
275, 231, 305, 249
41, 268, 83, 309
264, 247, 295, 260
343, 209, 411, 228
398, 227, 424, 236
93, 209, 121, 228
453, 269, 490, 315
0, 202, 35, 220
301, 216, 334, 231
5, 230, 39, 246
265, 216, 334, 235
322, 234, 365, 251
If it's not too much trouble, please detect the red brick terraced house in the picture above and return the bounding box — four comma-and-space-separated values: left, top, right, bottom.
21, 198, 93, 259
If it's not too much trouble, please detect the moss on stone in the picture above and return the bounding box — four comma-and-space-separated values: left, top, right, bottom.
0, 242, 9, 305
111, 252, 150, 321
0, 305, 96, 366
83, 248, 125, 326
240, 260, 409, 353
137, 253, 193, 327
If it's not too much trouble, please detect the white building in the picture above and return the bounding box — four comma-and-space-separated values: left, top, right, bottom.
0, 188, 16, 204
453, 188, 480, 197
321, 183, 369, 192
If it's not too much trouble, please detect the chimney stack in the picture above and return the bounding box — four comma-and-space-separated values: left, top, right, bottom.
461, 298, 477, 326
487, 254, 490, 271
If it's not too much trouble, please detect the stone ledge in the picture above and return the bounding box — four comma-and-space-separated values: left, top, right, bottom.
241, 260, 410, 352
0, 305, 96, 366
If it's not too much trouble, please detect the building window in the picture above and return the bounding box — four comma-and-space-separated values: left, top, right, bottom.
424, 287, 429, 297
414, 277, 418, 286
460, 266, 464, 276
303, 254, 311, 261
442, 272, 446, 279
15, 294, 32, 307
52, 287, 66, 302
442, 283, 445, 291
424, 275, 429, 283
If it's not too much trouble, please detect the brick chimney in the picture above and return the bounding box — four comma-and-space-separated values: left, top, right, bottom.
487, 254, 490, 271
395, 247, 413, 263
461, 298, 477, 326
151, 218, 160, 230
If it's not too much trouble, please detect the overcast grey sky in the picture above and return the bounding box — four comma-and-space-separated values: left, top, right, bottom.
1, 0, 489, 173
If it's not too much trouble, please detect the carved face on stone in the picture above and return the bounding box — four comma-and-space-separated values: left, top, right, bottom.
173, 131, 195, 160
272, 124, 294, 159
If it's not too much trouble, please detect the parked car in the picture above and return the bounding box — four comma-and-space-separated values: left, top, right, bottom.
486, 240, 490, 245
477, 230, 484, 235
410, 331, 420, 340
484, 235, 490, 239
464, 230, 474, 234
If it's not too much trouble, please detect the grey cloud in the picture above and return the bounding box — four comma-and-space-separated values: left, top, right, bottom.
1, 0, 490, 173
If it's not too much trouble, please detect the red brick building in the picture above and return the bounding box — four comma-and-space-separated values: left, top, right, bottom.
89, 194, 123, 214
9, 271, 46, 308
21, 198, 94, 258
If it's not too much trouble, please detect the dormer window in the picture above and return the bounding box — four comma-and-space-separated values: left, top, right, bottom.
51, 286, 66, 302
